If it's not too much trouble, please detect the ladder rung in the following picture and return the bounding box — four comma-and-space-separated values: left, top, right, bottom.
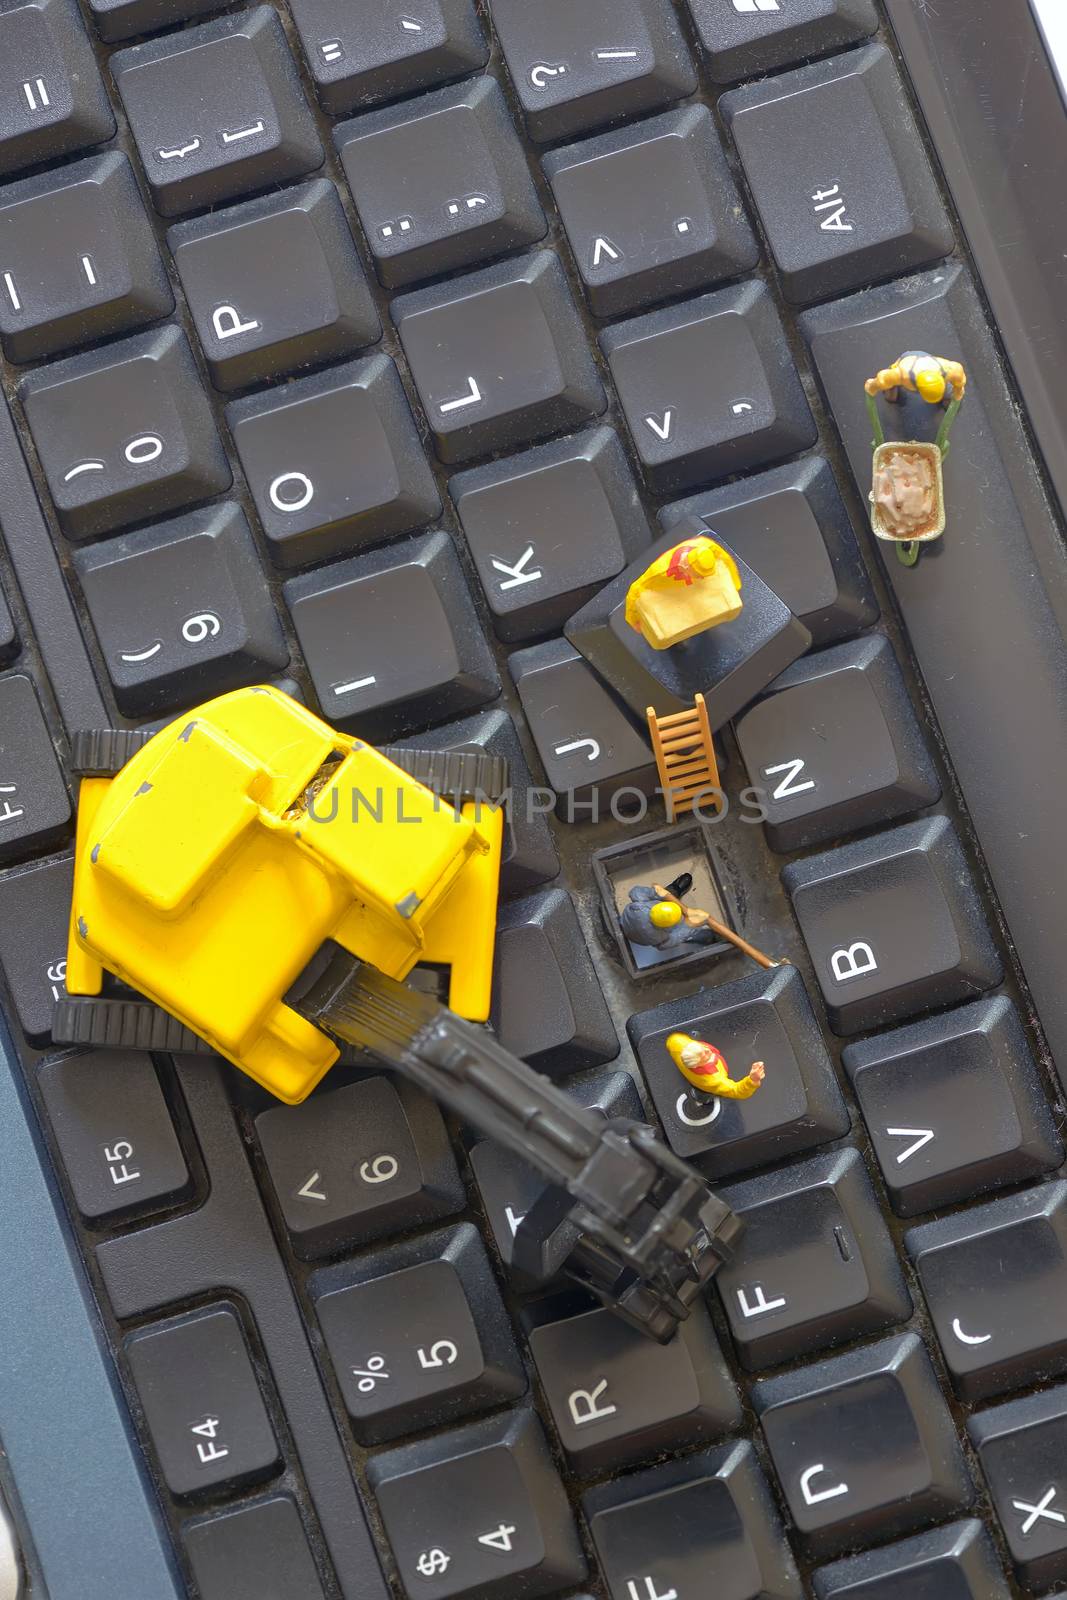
657, 709, 701, 729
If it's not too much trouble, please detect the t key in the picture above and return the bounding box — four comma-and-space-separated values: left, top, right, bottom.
112, 7, 324, 218
21, 326, 231, 540
0, 0, 114, 176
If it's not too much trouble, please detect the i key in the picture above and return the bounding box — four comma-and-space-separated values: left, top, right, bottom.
783, 817, 1002, 1035
0, 673, 70, 862
907, 1182, 1067, 1401
0, 0, 114, 176
969, 1386, 1067, 1593
112, 8, 323, 218
290, 0, 488, 116
21, 326, 231, 540
736, 635, 941, 851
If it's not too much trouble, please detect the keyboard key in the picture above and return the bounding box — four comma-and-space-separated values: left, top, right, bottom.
601, 281, 817, 492
185, 1497, 325, 1600
169, 180, 379, 393
782, 817, 1002, 1036
21, 326, 230, 540
586, 1442, 801, 1600
0, 0, 113, 175
969, 1386, 1067, 1592
843, 997, 1063, 1217
565, 524, 811, 727
716, 1148, 911, 1370
125, 1305, 279, 1498
0, 153, 171, 364
75, 503, 288, 716
290, 0, 487, 116
368, 1409, 586, 1600
394, 251, 605, 464
755, 1333, 972, 1554
38, 1050, 189, 1223
814, 1520, 1010, 1600
544, 105, 757, 318
230, 355, 440, 569
395, 708, 560, 897
286, 530, 500, 740
112, 7, 323, 219
491, 0, 696, 143
338, 77, 545, 290
0, 853, 71, 1040
736, 635, 941, 851
0, 673, 70, 861
0, 586, 15, 663
662, 456, 878, 649
509, 637, 656, 817
256, 1076, 465, 1260
628, 966, 849, 1180
452, 427, 648, 645
314, 1223, 525, 1445
88, 0, 226, 43
527, 1295, 739, 1475
722, 46, 954, 305
906, 1182, 1067, 1402
492, 888, 617, 1077
688, 0, 879, 84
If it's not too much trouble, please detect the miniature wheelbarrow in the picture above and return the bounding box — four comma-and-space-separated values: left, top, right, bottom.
864, 352, 967, 567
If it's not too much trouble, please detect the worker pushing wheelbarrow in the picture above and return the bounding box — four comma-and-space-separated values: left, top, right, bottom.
864, 351, 968, 567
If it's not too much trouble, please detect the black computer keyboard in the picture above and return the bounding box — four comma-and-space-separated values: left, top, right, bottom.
1, 1, 1066, 1598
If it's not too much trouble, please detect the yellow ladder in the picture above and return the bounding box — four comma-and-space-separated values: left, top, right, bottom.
647, 695, 722, 821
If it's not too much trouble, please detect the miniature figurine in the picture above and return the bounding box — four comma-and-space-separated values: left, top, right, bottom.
864, 351, 968, 566
619, 878, 724, 951
666, 1032, 766, 1099
625, 534, 743, 650
649, 881, 786, 971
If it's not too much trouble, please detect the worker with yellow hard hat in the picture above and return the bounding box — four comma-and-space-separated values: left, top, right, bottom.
864, 351, 967, 408
666, 1033, 766, 1099
618, 874, 724, 951
625, 534, 743, 651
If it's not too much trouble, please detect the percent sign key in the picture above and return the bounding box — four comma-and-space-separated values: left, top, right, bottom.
352, 1354, 391, 1396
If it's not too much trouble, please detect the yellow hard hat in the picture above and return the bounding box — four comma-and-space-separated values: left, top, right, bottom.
649, 900, 683, 929
915, 362, 947, 404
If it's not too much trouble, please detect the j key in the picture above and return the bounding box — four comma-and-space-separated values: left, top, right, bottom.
722, 46, 954, 305
688, 0, 879, 84
565, 525, 811, 727
0, 853, 71, 1040
491, 0, 696, 144
313, 1223, 525, 1445
88, 0, 226, 43
394, 251, 605, 464
544, 105, 758, 318
814, 1520, 1010, 1600
628, 966, 849, 1181
38, 1050, 189, 1223
586, 1443, 802, 1600
662, 456, 878, 650
0, 0, 113, 176
736, 635, 941, 852
21, 326, 231, 541
0, 673, 69, 862
169, 180, 380, 393
111, 8, 323, 219
906, 1182, 1067, 1401
0, 153, 172, 364
338, 77, 545, 290
0, 585, 15, 662
229, 355, 440, 569
844, 997, 1063, 1217
286, 531, 500, 740
75, 504, 288, 716
509, 637, 656, 817
969, 1386, 1067, 1592
782, 817, 1002, 1036
255, 1075, 464, 1259
368, 1409, 586, 1600
755, 1333, 972, 1554
185, 1497, 326, 1600
453, 427, 647, 644
527, 1295, 739, 1475
470, 1070, 642, 1268
125, 1305, 279, 1498
715, 1148, 911, 1370
290, 0, 487, 116
395, 708, 560, 897
601, 281, 816, 492
492, 888, 618, 1077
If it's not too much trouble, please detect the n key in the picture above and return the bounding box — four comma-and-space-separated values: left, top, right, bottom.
0, 0, 113, 177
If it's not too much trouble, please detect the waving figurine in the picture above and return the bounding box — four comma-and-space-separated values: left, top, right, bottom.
864, 352, 968, 567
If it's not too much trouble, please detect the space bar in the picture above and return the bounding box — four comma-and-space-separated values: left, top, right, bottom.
802, 264, 1067, 1083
